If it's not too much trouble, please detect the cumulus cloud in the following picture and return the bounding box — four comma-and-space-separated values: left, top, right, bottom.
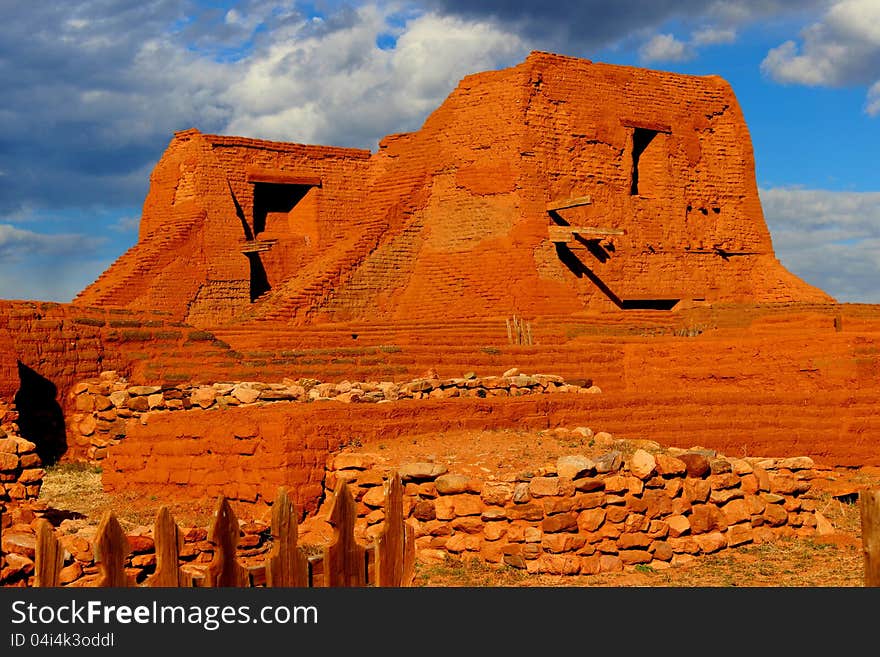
639, 34, 693, 63
761, 0, 880, 112
223, 7, 527, 145
760, 187, 880, 302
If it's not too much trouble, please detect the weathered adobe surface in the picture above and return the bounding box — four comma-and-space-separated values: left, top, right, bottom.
73, 51, 830, 328
65, 368, 598, 462
3, 302, 880, 479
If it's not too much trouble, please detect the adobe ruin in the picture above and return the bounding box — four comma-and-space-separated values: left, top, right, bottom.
74, 51, 831, 327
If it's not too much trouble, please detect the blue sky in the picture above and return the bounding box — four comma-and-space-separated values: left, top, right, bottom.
1, 0, 878, 303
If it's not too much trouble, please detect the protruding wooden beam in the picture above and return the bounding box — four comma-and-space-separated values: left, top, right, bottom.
546, 195, 592, 212
549, 225, 624, 243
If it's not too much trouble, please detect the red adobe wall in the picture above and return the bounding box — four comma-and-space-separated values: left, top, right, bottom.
72, 51, 831, 328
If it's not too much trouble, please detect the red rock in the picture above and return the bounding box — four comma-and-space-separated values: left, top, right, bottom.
2, 532, 36, 558
435, 473, 470, 495
58, 562, 83, 585
666, 514, 691, 538
689, 504, 728, 534
650, 541, 674, 562
481, 481, 514, 505
619, 549, 652, 565
578, 508, 606, 532
678, 453, 710, 478
683, 478, 711, 503
0, 452, 18, 471
529, 477, 562, 497
412, 500, 436, 521
126, 534, 155, 554
695, 531, 727, 554
617, 532, 652, 549
721, 498, 751, 525
726, 524, 754, 547
542, 512, 578, 533
656, 454, 687, 476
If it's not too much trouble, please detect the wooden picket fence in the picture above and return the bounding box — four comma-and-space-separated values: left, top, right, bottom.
2, 474, 415, 588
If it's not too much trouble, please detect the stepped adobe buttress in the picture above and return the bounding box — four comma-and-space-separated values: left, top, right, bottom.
74, 51, 832, 326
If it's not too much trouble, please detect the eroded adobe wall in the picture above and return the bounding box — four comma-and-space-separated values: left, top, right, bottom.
263, 51, 831, 323
73, 52, 831, 327
65, 369, 598, 463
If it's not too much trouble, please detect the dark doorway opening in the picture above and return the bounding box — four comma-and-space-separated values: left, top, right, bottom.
630, 127, 659, 196
253, 183, 311, 235
14, 361, 66, 466
621, 299, 679, 310
246, 253, 271, 301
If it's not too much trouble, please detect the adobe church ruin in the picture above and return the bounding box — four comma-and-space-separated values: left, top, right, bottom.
74, 51, 830, 326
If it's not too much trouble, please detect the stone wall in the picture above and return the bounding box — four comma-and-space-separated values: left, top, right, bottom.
0, 428, 830, 587
0, 402, 45, 506
67, 369, 599, 462
322, 430, 826, 575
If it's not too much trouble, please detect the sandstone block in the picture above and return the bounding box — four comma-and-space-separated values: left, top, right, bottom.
481, 481, 514, 505
695, 531, 727, 554
556, 455, 595, 479
398, 462, 447, 481
666, 514, 691, 538
542, 512, 578, 533
655, 454, 687, 476
577, 508, 606, 532
726, 524, 754, 547
529, 476, 562, 497
435, 473, 470, 495
619, 549, 652, 565
629, 449, 657, 480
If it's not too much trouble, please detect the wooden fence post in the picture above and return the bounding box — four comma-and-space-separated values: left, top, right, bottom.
265, 487, 309, 587
94, 510, 131, 587
206, 496, 249, 587
323, 481, 367, 587
860, 488, 880, 587
34, 519, 63, 587
146, 507, 184, 587
374, 473, 415, 587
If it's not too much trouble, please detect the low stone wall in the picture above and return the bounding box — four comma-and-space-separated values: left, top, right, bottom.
0, 402, 45, 506
66, 369, 600, 462
322, 429, 827, 575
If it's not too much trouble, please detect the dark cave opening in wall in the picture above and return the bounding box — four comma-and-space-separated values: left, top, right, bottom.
14, 361, 66, 465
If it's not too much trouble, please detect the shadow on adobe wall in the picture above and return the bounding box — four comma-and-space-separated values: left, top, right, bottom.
14, 361, 66, 465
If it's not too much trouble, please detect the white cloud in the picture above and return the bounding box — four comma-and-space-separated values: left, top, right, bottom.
760, 186, 880, 302
692, 26, 737, 46
761, 0, 880, 113
222, 7, 528, 147
639, 24, 738, 65
639, 33, 693, 63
